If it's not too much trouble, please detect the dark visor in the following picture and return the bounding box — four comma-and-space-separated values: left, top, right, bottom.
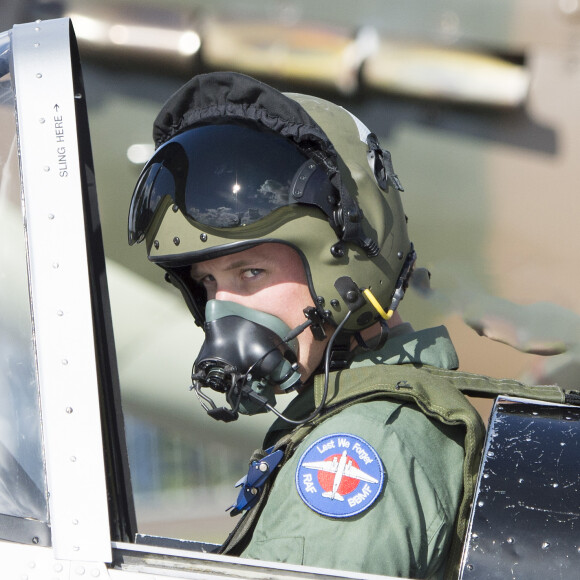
128, 123, 337, 244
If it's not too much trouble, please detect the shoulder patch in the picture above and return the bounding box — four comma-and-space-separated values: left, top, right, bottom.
295, 432, 384, 518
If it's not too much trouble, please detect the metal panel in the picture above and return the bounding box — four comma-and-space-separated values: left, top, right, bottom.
11, 18, 111, 562
0, 27, 50, 545
460, 396, 580, 578
110, 541, 402, 580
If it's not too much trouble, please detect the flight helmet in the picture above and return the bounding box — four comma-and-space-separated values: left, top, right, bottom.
128, 71, 415, 336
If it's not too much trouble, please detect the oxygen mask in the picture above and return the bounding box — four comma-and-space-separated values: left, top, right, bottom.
191, 300, 307, 422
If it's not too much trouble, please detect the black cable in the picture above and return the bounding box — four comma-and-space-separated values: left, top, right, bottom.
264, 310, 352, 425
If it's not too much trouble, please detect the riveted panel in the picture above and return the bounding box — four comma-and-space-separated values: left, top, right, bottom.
12, 18, 111, 562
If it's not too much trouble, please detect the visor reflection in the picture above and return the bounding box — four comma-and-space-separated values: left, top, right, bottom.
129, 123, 329, 243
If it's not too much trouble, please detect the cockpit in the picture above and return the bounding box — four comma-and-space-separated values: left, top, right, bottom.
0, 15, 579, 580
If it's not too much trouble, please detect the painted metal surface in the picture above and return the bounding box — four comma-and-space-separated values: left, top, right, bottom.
0, 534, 401, 580
460, 396, 580, 578
109, 541, 400, 580
11, 17, 111, 562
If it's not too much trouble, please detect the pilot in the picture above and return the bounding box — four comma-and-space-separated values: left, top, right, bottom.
128, 71, 484, 579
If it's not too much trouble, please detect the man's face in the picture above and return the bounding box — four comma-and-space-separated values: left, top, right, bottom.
190, 243, 328, 383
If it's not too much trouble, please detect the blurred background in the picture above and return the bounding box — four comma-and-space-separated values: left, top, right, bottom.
3, 0, 580, 544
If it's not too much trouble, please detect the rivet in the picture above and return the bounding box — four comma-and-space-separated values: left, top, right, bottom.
48, 213, 55, 219
76, 565, 85, 575
477, 500, 484, 507
330, 244, 344, 258
330, 299, 339, 308
397, 251, 403, 259
250, 487, 258, 495
541, 541, 550, 550
39, 117, 45, 123
466, 564, 474, 571
31, 536, 39, 544
54, 563, 64, 572
91, 569, 101, 577
66, 407, 73, 414
61, 359, 68, 365
36, 73, 42, 79
28, 562, 36, 569
73, 545, 80, 551
74, 93, 83, 100
200, 233, 208, 242
34, 43, 40, 48
172, 204, 178, 213
507, 537, 515, 544
43, 166, 50, 172
346, 290, 358, 303
72, 519, 79, 525
57, 309, 64, 316
153, 240, 159, 249
70, 456, 77, 462
316, 296, 325, 306
173, 236, 180, 246
258, 462, 268, 472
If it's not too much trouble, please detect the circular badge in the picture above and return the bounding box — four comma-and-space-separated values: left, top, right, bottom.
295, 433, 384, 518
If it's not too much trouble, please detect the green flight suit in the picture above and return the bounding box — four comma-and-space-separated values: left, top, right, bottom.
239, 325, 468, 579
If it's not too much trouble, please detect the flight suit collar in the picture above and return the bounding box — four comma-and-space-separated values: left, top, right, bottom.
265, 325, 458, 445
350, 324, 459, 370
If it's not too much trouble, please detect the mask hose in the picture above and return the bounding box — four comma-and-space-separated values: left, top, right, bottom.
263, 309, 352, 425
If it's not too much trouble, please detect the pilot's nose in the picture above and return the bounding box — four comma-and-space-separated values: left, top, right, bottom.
213, 285, 242, 303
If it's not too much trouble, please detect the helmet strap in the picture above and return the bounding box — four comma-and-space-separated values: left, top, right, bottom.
303, 306, 328, 341
327, 332, 352, 371
366, 133, 404, 193
354, 319, 390, 352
